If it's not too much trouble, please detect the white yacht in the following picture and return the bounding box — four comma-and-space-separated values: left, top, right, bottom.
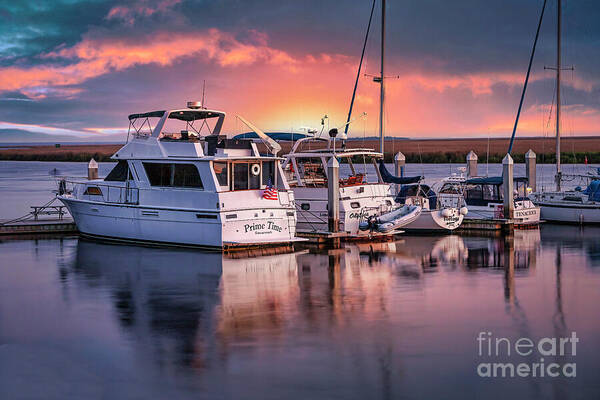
57, 102, 300, 249
281, 136, 421, 236
437, 171, 540, 226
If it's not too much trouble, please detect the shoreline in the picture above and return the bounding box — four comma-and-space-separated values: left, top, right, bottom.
1, 137, 599, 163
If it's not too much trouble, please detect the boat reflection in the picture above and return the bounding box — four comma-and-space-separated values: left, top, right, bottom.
461, 228, 540, 271
67, 231, 549, 375
72, 239, 223, 370
539, 224, 600, 268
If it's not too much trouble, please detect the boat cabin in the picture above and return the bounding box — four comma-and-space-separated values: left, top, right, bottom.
282, 137, 385, 188
439, 176, 531, 206
80, 105, 287, 207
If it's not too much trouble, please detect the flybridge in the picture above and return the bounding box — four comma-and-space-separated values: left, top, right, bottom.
126, 104, 226, 141
124, 101, 281, 157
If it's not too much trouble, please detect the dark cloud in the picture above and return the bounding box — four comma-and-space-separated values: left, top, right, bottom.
0, 0, 114, 64
0, 91, 33, 101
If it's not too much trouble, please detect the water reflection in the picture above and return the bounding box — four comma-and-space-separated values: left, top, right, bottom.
46, 227, 598, 398
72, 240, 222, 371
539, 224, 600, 268
67, 233, 545, 373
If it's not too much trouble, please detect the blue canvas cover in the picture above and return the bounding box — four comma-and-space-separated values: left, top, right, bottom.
583, 180, 600, 201
378, 160, 422, 184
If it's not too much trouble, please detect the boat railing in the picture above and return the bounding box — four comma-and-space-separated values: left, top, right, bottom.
60, 179, 140, 205
436, 193, 465, 210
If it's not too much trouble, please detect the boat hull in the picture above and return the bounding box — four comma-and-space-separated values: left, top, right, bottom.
59, 197, 298, 249
292, 184, 397, 237
536, 202, 600, 224
463, 202, 540, 225
403, 208, 464, 232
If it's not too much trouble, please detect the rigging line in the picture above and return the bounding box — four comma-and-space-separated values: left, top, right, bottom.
363, 115, 368, 175
345, 0, 377, 136
418, 142, 424, 177
486, 130, 490, 176
508, 0, 548, 155
542, 74, 557, 189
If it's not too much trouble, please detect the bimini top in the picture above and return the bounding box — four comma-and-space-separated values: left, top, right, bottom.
465, 176, 528, 186
286, 137, 383, 159
128, 109, 225, 122
127, 107, 226, 138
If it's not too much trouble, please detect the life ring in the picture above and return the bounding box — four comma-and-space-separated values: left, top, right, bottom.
251, 163, 261, 176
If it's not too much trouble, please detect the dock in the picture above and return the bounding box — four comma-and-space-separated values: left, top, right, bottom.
0, 218, 78, 235
297, 230, 401, 248
458, 218, 515, 236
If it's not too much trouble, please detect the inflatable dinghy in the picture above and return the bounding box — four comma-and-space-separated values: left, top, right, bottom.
359, 205, 422, 233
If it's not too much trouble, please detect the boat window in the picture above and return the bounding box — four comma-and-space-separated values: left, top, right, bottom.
262, 160, 276, 187
173, 164, 203, 188
213, 162, 228, 186
105, 160, 129, 182
83, 186, 102, 195
465, 185, 483, 200
350, 202, 360, 209
301, 203, 310, 211
482, 185, 499, 201
297, 158, 326, 187
143, 163, 203, 188
233, 163, 249, 190
144, 163, 172, 186
439, 183, 461, 194
227, 161, 275, 191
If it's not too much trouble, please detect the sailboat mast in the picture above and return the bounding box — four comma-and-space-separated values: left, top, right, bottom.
555, 0, 562, 191
379, 0, 386, 154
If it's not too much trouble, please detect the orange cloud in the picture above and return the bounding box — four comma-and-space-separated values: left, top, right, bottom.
0, 29, 299, 93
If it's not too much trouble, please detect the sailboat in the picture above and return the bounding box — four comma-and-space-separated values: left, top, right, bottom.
529, 0, 600, 224
280, 0, 424, 237
282, 0, 463, 234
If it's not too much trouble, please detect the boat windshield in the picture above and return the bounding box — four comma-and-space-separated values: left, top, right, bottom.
439, 182, 462, 194
464, 184, 502, 205
284, 155, 376, 188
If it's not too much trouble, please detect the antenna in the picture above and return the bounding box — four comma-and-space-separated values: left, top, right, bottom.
201, 80, 206, 108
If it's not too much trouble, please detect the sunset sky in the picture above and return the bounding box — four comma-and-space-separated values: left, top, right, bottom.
1, 0, 599, 141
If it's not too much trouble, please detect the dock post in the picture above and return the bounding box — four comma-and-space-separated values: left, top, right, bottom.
327, 157, 340, 233
88, 158, 98, 180
466, 151, 478, 177
525, 149, 536, 192
502, 153, 514, 220
394, 152, 405, 194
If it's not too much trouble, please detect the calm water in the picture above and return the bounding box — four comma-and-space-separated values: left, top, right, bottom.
0, 160, 598, 219
1, 161, 600, 399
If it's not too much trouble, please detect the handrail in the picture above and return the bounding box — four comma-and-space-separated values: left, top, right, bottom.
62, 179, 139, 205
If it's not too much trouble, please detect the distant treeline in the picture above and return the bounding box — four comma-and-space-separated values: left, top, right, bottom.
1, 151, 600, 164
0, 152, 114, 162
381, 152, 600, 164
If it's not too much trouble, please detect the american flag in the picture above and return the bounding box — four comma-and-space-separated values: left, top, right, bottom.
263, 179, 278, 200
